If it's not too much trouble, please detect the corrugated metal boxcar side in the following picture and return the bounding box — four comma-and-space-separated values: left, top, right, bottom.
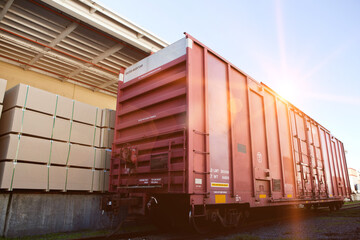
109, 34, 350, 218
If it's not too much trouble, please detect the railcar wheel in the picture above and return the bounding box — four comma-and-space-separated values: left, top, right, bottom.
334, 202, 341, 211
305, 204, 312, 210
313, 203, 319, 211
329, 204, 335, 212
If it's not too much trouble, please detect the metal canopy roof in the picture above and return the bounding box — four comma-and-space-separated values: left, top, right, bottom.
0, 0, 168, 96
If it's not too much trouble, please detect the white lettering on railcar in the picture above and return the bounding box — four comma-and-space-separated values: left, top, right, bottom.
151, 178, 161, 184
195, 178, 202, 185
139, 178, 149, 184
125, 64, 143, 75
124, 38, 187, 82
213, 191, 227, 194
257, 152, 262, 163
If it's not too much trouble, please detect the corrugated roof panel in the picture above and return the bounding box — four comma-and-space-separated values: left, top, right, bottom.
0, 0, 168, 95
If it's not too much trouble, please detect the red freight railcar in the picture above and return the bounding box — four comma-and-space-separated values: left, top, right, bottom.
109, 34, 351, 228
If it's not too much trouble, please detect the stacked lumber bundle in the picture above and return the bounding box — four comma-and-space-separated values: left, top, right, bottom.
98, 108, 115, 192
100, 109, 115, 149
0, 79, 7, 118
0, 84, 114, 192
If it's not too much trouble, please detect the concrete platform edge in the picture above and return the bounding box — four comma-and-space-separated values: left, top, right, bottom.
0, 192, 124, 238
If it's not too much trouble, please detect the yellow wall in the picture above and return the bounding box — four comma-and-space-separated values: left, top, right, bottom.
0, 61, 116, 110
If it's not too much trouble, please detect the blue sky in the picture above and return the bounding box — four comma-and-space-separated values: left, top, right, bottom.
99, 0, 360, 170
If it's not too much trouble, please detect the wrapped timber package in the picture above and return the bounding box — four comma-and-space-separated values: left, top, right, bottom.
0, 79, 7, 119
0, 134, 111, 168
99, 128, 114, 149
0, 84, 101, 146
0, 162, 108, 192
0, 84, 111, 192
101, 108, 116, 128
99, 109, 115, 149
0, 162, 48, 190
3, 84, 102, 125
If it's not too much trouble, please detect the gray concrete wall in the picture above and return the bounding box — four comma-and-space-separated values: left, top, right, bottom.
0, 194, 10, 235
0, 192, 124, 238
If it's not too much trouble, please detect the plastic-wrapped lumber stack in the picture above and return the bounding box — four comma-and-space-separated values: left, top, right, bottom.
99, 108, 115, 191
0, 79, 7, 118
0, 84, 110, 192
100, 109, 115, 149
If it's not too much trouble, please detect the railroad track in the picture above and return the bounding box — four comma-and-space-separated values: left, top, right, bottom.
74, 202, 360, 240
341, 202, 360, 209
72, 230, 158, 240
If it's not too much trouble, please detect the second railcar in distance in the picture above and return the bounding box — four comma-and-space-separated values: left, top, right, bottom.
109, 33, 351, 229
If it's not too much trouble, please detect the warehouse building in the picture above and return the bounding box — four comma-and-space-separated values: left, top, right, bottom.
348, 168, 360, 198
0, 0, 167, 237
